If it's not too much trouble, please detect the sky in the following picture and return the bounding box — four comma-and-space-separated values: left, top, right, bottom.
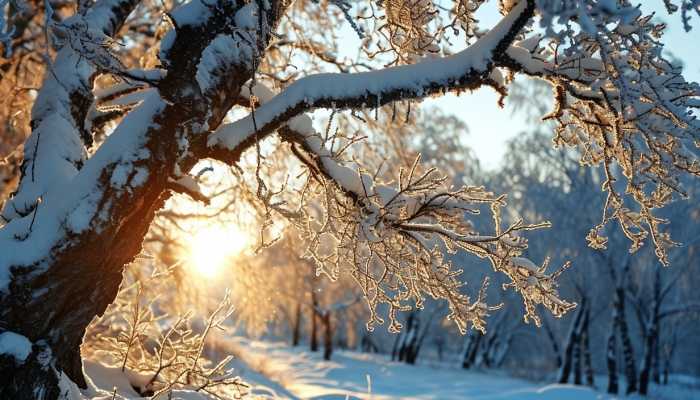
330, 1, 700, 170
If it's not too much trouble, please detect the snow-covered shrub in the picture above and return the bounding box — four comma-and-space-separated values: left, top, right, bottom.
83, 263, 248, 399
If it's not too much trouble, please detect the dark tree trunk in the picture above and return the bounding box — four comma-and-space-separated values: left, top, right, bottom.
397, 313, 415, 362
558, 301, 586, 384
638, 326, 657, 396
580, 308, 594, 387
322, 312, 333, 361
391, 330, 402, 361
480, 330, 502, 368
406, 312, 433, 365
362, 333, 379, 354
292, 301, 302, 346
542, 318, 562, 368
0, 0, 290, 397
618, 290, 638, 394
652, 339, 661, 384
639, 269, 661, 396
573, 338, 583, 385
606, 312, 619, 394
310, 292, 319, 352
462, 332, 482, 369
398, 313, 420, 364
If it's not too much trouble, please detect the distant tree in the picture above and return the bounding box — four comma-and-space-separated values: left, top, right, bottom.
0, 1, 699, 397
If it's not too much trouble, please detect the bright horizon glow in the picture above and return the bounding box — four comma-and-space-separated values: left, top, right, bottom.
188, 224, 250, 278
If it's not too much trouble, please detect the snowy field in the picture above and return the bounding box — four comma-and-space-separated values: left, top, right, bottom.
204, 338, 700, 400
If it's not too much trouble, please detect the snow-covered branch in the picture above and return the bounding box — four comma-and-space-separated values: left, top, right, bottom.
1, 0, 141, 222
208, 0, 534, 150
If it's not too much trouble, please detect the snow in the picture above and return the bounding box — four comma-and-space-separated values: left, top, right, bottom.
223, 338, 617, 400
196, 34, 252, 93
0, 331, 32, 362
0, 92, 166, 293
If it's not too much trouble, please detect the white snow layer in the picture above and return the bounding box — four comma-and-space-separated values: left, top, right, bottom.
0, 331, 32, 362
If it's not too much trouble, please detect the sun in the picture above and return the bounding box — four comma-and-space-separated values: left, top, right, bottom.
188, 224, 250, 277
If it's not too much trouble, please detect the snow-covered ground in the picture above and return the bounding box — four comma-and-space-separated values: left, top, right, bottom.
81, 335, 700, 399
217, 338, 646, 400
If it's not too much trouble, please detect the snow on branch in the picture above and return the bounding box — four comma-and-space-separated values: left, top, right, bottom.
221, 77, 576, 333
207, 0, 534, 150
500, 4, 700, 265
1, 0, 141, 222
291, 129, 575, 333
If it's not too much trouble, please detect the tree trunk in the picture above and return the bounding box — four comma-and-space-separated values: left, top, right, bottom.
462, 332, 482, 369
580, 308, 594, 387
606, 312, 619, 394
638, 325, 657, 396
612, 287, 638, 395
292, 301, 302, 346
542, 318, 562, 368
652, 339, 661, 384
558, 301, 586, 384
398, 312, 420, 364
322, 312, 333, 361
573, 338, 583, 385
310, 292, 319, 352
0, 0, 289, 397
639, 270, 661, 396
391, 330, 402, 361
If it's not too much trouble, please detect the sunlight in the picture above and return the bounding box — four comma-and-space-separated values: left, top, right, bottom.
188, 224, 250, 277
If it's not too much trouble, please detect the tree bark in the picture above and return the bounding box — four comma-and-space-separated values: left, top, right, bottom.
0, 1, 289, 397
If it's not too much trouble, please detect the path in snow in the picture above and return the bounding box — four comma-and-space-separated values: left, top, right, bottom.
217, 338, 614, 400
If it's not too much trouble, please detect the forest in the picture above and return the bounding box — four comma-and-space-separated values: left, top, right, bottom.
0, 0, 699, 399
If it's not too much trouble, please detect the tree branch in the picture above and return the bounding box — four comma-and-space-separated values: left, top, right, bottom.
208, 0, 535, 151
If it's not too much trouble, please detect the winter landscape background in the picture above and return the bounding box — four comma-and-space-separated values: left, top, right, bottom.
1, 0, 700, 399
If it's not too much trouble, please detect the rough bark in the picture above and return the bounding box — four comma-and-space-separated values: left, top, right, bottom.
0, 1, 288, 397
0, 1, 541, 397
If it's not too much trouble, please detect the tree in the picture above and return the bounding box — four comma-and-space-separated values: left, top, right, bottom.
0, 0, 699, 398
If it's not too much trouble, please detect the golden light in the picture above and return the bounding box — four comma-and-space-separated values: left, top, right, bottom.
188, 224, 250, 277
